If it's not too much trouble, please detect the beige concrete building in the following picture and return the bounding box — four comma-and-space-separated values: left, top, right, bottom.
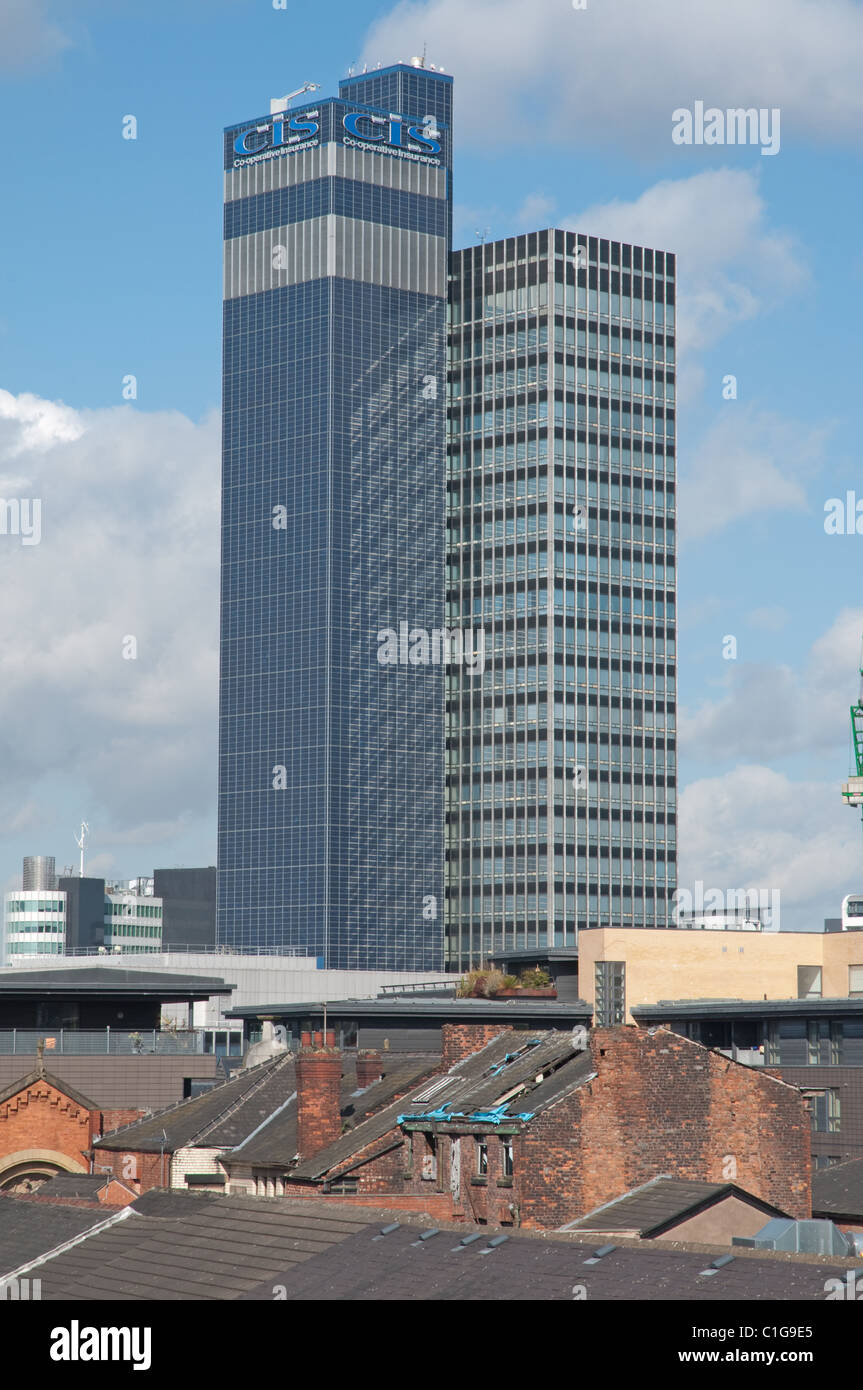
579, 927, 863, 1024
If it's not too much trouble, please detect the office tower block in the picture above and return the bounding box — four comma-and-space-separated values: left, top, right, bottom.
445, 230, 678, 969
218, 64, 452, 967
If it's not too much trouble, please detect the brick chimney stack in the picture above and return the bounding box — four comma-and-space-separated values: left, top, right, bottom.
295, 1031, 342, 1158
356, 1050, 383, 1089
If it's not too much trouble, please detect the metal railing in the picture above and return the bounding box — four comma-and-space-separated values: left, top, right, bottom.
4, 943, 313, 960
378, 979, 455, 995
0, 1028, 207, 1056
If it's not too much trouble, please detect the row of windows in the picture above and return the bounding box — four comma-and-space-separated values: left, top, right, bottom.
5, 900, 65, 913
450, 438, 675, 475
105, 925, 162, 939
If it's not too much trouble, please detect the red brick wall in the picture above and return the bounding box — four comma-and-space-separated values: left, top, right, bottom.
0, 1079, 94, 1176
440, 1024, 506, 1070
280, 1188, 455, 1219
97, 1178, 138, 1207
296, 1049, 343, 1158
98, 1109, 145, 1137
96, 1149, 167, 1192
515, 1028, 812, 1229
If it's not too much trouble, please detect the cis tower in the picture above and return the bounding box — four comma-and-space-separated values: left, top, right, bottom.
218, 65, 452, 968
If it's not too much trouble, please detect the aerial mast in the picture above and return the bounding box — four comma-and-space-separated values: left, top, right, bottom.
842, 637, 863, 826
74, 821, 89, 878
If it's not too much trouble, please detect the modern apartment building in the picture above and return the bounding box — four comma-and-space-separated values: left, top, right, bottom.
217, 63, 452, 968
445, 230, 678, 968
2, 861, 163, 961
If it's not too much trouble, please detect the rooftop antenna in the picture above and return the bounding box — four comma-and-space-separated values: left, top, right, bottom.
269, 81, 320, 116
74, 821, 89, 878
475, 227, 490, 245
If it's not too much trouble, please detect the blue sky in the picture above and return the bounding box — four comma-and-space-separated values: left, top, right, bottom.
0, 0, 861, 929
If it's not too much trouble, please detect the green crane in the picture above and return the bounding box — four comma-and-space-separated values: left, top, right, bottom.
843, 636, 863, 821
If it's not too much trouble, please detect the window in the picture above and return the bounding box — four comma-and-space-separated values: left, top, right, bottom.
501, 1138, 514, 1178
806, 1090, 841, 1134
797, 966, 822, 1000
808, 1020, 840, 1066
595, 960, 625, 1025
849, 965, 863, 998
814, 1155, 842, 1170
476, 1140, 488, 1177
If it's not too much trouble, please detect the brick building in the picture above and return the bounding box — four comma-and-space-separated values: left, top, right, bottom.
0, 1056, 144, 1195
87, 1022, 813, 1230
274, 1024, 811, 1229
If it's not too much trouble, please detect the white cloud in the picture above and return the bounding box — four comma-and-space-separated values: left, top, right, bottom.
567, 170, 807, 370
363, 0, 863, 152
680, 607, 863, 762
678, 764, 861, 931
514, 192, 556, 230
0, 390, 219, 845
0, 388, 84, 456
0, 0, 72, 69
679, 404, 831, 539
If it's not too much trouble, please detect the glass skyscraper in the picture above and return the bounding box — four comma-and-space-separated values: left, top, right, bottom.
218, 64, 452, 968
445, 230, 678, 970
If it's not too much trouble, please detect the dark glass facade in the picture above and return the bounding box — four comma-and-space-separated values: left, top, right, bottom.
445, 230, 678, 969
218, 66, 452, 968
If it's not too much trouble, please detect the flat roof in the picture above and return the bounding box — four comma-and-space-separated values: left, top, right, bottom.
633, 997, 863, 1020
226, 997, 591, 1021
0, 966, 233, 1000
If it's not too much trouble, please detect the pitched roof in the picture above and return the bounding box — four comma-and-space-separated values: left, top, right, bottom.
11, 1192, 378, 1301
0, 1195, 110, 1278
9, 1191, 854, 1303
812, 1156, 863, 1220
93, 1052, 440, 1166
289, 1030, 592, 1182
94, 1054, 291, 1153
230, 1054, 438, 1166
0, 1068, 98, 1111
238, 1220, 858, 1302
560, 1177, 788, 1237
35, 1175, 105, 1200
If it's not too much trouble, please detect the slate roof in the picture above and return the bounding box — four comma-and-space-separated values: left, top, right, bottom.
289, 1030, 593, 1182
94, 1054, 291, 1153
812, 1156, 863, 1220
230, 1054, 438, 1166
93, 1052, 440, 1167
0, 1194, 111, 1278
238, 1220, 858, 1302
7, 1190, 853, 1302
0, 1068, 99, 1111
560, 1177, 788, 1237
11, 1192, 379, 1301
35, 1175, 106, 1200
